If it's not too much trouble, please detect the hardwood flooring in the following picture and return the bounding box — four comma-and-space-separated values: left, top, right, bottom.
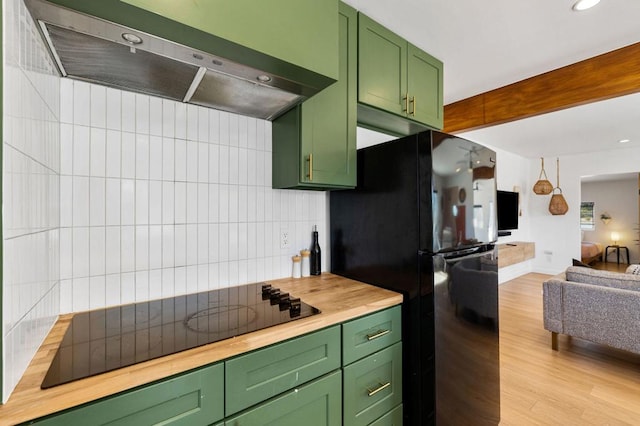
590, 261, 630, 273
499, 273, 640, 425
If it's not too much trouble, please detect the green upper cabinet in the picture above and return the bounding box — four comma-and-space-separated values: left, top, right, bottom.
45, 0, 338, 88
357, 17, 407, 118
272, 2, 357, 190
358, 13, 443, 132
407, 44, 443, 128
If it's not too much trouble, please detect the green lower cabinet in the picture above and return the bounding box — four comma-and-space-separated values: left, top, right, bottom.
225, 326, 341, 416
28, 363, 224, 426
369, 404, 403, 426
342, 305, 402, 365
225, 370, 342, 426
343, 342, 403, 426
272, 2, 357, 190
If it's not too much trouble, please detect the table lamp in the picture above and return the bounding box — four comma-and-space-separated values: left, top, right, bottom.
611, 231, 620, 245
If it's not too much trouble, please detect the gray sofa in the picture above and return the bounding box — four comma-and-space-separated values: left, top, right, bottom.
543, 266, 640, 353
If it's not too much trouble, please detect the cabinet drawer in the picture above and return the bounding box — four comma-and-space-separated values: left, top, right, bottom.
225, 325, 341, 415
225, 370, 342, 426
343, 306, 401, 365
369, 404, 403, 426
343, 342, 403, 426
29, 363, 224, 426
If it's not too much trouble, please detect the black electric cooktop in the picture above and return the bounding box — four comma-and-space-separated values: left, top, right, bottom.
42, 282, 320, 389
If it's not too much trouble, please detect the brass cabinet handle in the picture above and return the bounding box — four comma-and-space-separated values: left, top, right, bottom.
307, 154, 313, 181
367, 381, 391, 397
366, 329, 390, 341
402, 94, 408, 112
409, 96, 416, 116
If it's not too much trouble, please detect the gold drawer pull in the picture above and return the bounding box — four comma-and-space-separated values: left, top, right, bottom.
409, 96, 416, 116
366, 329, 390, 341
367, 381, 391, 397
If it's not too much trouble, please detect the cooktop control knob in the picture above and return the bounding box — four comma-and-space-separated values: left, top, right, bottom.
261, 284, 272, 300
289, 297, 301, 317
269, 289, 281, 305
278, 293, 291, 311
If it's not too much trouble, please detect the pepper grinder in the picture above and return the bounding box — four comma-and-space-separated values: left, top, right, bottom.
300, 249, 311, 277
310, 225, 321, 275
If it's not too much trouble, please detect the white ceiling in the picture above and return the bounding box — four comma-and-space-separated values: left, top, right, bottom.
347, 0, 640, 160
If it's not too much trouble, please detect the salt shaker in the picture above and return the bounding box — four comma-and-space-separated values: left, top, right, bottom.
292, 255, 302, 278
300, 249, 310, 277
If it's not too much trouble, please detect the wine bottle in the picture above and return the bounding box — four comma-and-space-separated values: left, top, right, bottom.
310, 225, 321, 275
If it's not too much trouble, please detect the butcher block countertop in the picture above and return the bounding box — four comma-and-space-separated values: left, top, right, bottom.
0, 273, 402, 425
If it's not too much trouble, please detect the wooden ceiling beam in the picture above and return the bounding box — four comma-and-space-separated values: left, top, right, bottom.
443, 42, 640, 134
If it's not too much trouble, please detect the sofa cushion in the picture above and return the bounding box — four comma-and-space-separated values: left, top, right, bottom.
626, 264, 640, 275
565, 266, 640, 291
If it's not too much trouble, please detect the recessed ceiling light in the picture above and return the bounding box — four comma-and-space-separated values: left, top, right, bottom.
618, 139, 631, 144
257, 75, 272, 83
121, 33, 142, 45
572, 0, 600, 11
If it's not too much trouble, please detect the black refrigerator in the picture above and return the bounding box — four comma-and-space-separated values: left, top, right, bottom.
330, 130, 500, 425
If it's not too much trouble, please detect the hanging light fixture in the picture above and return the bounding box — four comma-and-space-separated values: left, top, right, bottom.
533, 157, 553, 195
548, 158, 569, 215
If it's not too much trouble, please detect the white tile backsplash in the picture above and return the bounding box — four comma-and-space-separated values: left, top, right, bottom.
58, 80, 330, 313
3, 0, 60, 401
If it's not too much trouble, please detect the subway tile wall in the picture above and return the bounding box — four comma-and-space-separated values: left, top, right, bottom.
59, 81, 330, 313
2, 0, 61, 401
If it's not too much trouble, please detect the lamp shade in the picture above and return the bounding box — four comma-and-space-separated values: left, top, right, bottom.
611, 232, 620, 243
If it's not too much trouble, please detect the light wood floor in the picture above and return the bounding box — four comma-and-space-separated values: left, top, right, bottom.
499, 273, 640, 425
590, 261, 630, 273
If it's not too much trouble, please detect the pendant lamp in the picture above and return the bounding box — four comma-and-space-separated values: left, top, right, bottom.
533, 157, 553, 195
548, 158, 569, 215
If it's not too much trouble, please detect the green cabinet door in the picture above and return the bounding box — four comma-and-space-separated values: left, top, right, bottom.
369, 404, 403, 426
29, 363, 224, 426
343, 343, 403, 426
272, 2, 357, 190
358, 14, 407, 118
407, 44, 443, 130
225, 326, 341, 416
342, 305, 402, 366
357, 13, 444, 132
225, 370, 342, 426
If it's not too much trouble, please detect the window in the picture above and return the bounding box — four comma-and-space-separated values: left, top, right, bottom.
580, 202, 595, 230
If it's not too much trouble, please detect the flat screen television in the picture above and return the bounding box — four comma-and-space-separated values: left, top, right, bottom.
497, 190, 519, 231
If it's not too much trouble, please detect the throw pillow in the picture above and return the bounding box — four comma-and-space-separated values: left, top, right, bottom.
626, 264, 640, 275
572, 258, 591, 268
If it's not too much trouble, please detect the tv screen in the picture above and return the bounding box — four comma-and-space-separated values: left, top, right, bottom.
497, 190, 519, 231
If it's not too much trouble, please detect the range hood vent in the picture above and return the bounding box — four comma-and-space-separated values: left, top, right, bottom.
26, 0, 323, 120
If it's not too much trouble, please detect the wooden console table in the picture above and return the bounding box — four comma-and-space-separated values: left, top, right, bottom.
498, 241, 535, 269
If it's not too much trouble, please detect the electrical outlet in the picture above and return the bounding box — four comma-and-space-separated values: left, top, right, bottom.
280, 228, 290, 249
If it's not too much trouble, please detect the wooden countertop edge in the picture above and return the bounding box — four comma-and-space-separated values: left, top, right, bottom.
0, 274, 402, 425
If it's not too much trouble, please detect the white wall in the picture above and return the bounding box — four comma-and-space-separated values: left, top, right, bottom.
2, 0, 61, 401
581, 177, 639, 264
58, 81, 329, 313
461, 139, 534, 283
528, 147, 640, 275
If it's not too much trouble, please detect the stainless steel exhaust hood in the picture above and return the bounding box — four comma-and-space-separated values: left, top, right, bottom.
25, 0, 330, 120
